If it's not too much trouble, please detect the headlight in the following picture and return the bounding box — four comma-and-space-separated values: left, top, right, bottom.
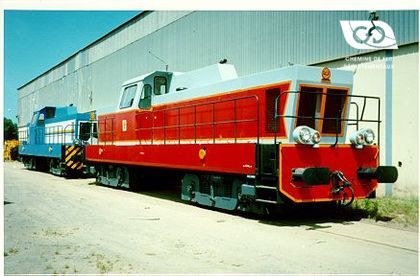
350, 128, 375, 148
293, 126, 321, 146
299, 127, 311, 143
312, 131, 321, 144
363, 128, 375, 144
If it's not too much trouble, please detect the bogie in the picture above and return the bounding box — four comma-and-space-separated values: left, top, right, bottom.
96, 164, 138, 190
182, 173, 244, 211
49, 158, 65, 176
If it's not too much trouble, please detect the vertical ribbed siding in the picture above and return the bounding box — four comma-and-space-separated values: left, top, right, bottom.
17, 10, 418, 125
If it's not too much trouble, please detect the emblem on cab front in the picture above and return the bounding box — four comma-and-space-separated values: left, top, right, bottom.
321, 67, 331, 82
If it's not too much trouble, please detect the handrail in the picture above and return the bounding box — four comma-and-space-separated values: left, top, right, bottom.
18, 129, 28, 142
44, 125, 65, 144
133, 95, 260, 145
97, 117, 115, 146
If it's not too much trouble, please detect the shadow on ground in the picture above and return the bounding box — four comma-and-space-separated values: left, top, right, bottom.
254, 203, 367, 229
89, 181, 370, 228
140, 185, 370, 228
90, 181, 184, 203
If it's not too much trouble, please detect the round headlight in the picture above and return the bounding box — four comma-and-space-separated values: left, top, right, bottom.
293, 126, 320, 145
299, 127, 311, 143
350, 128, 375, 148
312, 131, 321, 144
364, 129, 375, 144
356, 133, 364, 145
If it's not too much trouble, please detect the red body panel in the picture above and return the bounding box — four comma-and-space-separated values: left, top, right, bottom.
87, 143, 256, 175
279, 145, 379, 202
95, 83, 291, 147
87, 82, 291, 176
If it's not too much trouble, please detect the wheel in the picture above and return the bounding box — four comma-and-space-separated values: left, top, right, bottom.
116, 167, 125, 187
29, 158, 36, 170
96, 165, 103, 184
23, 157, 30, 169
49, 159, 54, 173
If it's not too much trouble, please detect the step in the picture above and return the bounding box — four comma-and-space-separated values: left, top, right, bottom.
255, 185, 278, 190
255, 198, 278, 204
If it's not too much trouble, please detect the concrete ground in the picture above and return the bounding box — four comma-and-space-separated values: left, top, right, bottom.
3, 161, 418, 274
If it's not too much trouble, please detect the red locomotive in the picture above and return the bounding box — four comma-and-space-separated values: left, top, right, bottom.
85, 63, 398, 212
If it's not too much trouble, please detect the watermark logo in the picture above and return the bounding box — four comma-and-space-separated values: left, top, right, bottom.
340, 21, 398, 50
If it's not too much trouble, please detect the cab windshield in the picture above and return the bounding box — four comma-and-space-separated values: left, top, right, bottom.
296, 85, 349, 135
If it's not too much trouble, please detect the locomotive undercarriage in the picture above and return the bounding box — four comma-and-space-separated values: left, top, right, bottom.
49, 158, 66, 176
21, 155, 85, 177
96, 165, 132, 189
181, 173, 284, 213
94, 163, 284, 213
94, 163, 182, 192
92, 144, 287, 213
22, 156, 60, 175
22, 156, 46, 171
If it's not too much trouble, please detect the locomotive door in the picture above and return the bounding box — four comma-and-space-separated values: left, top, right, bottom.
136, 84, 153, 143
35, 113, 45, 144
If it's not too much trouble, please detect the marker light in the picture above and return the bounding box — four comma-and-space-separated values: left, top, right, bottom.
350, 128, 375, 148
293, 126, 321, 146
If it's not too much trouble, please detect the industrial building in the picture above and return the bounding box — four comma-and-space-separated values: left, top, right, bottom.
17, 11, 419, 196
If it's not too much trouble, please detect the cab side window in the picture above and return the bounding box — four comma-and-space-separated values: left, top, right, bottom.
154, 76, 167, 95
139, 84, 152, 109
79, 122, 91, 141
45, 107, 56, 119
79, 122, 98, 143
119, 85, 137, 109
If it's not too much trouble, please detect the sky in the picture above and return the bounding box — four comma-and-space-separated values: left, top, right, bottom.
4, 10, 140, 123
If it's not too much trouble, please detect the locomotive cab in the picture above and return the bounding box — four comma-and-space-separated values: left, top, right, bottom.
117, 71, 173, 111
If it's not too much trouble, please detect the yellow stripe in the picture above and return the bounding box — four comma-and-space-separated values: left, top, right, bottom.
65, 148, 81, 162
66, 146, 75, 155
67, 160, 74, 167
71, 163, 79, 170
66, 145, 74, 154
46, 129, 75, 135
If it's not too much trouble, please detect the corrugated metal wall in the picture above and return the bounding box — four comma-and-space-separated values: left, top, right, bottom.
17, 10, 418, 125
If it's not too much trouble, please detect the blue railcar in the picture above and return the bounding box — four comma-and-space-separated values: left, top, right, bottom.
18, 106, 96, 176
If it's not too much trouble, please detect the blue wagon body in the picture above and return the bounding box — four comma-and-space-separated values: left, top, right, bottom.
19, 106, 95, 175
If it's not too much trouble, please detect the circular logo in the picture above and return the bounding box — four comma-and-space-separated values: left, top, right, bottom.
321, 67, 331, 81
198, 148, 206, 160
